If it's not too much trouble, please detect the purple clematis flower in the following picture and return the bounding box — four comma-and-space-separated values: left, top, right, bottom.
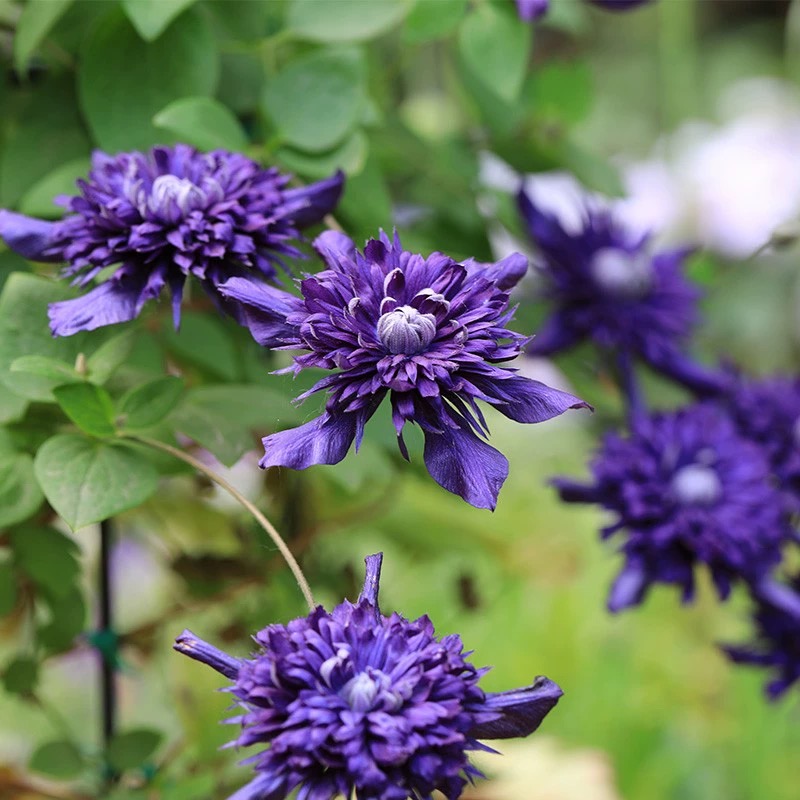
175, 553, 563, 800
0, 145, 343, 336
517, 186, 726, 396
725, 373, 800, 513
515, 0, 549, 20
220, 230, 589, 509
554, 403, 799, 613
724, 573, 800, 700
515, 0, 650, 22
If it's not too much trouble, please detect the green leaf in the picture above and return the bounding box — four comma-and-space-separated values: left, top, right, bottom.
79, 7, 218, 152
10, 355, 81, 385
0, 562, 17, 616
0, 384, 28, 424
87, 328, 137, 385
0, 75, 90, 207
36, 585, 86, 652
404, 0, 467, 42
458, 3, 531, 102
171, 384, 296, 467
2, 656, 39, 695
0, 273, 106, 402
118, 376, 184, 431
153, 96, 248, 152
530, 60, 592, 125
287, 0, 408, 42
107, 729, 163, 771
13, 0, 75, 72
18, 157, 90, 220
34, 435, 159, 529
28, 740, 84, 779
10, 525, 80, 598
162, 312, 239, 380
0, 454, 44, 527
263, 48, 366, 153
276, 131, 368, 179
54, 383, 116, 438
338, 155, 393, 235
121, 0, 198, 41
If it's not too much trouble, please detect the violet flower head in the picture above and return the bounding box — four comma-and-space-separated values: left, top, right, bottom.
0, 145, 343, 336
726, 373, 800, 512
515, 0, 549, 21
174, 553, 563, 800
724, 573, 800, 700
517, 187, 725, 395
220, 230, 589, 510
554, 403, 797, 612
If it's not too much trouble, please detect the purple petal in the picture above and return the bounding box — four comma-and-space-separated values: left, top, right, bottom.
608, 561, 648, 612
489, 375, 591, 423
218, 276, 300, 347
227, 773, 287, 800
358, 553, 383, 611
527, 315, 581, 356
551, 476, 601, 503
649, 350, 730, 397
260, 414, 358, 470
0, 210, 62, 262
173, 629, 242, 680
469, 676, 562, 739
283, 171, 345, 226
752, 577, 800, 620
515, 0, 549, 21
47, 271, 161, 337
464, 253, 529, 291
313, 230, 357, 268
423, 425, 509, 510
516, 188, 566, 251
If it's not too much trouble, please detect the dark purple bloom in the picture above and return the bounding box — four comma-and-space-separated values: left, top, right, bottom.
0, 145, 343, 336
725, 373, 800, 513
220, 230, 589, 509
554, 403, 797, 612
174, 553, 562, 800
517, 187, 726, 396
724, 573, 800, 699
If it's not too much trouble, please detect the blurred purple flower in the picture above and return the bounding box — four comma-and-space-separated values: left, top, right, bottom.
0, 145, 343, 336
517, 186, 726, 396
725, 373, 800, 513
515, 0, 649, 21
220, 230, 589, 509
724, 573, 800, 699
175, 553, 562, 800
554, 403, 798, 613
515, 0, 549, 21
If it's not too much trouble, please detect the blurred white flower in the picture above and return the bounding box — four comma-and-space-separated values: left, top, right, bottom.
463, 736, 622, 800
623, 77, 800, 258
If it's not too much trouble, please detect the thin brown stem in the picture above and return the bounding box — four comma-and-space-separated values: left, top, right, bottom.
130, 436, 315, 611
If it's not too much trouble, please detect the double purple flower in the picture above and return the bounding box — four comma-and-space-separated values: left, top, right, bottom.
555, 403, 799, 613
175, 553, 562, 800
517, 187, 726, 396
221, 230, 589, 509
0, 145, 343, 336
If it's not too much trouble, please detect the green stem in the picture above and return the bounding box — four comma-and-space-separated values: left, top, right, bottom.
130, 436, 315, 612
658, 0, 698, 131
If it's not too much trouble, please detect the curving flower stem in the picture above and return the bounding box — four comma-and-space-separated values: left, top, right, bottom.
130, 436, 315, 611
616, 349, 645, 426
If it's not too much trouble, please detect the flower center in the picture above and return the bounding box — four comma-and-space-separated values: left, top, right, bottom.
377, 305, 437, 355
341, 669, 391, 712
671, 463, 722, 507
590, 248, 653, 299
150, 175, 206, 218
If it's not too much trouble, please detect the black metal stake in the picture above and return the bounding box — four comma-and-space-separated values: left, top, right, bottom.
99, 518, 116, 750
